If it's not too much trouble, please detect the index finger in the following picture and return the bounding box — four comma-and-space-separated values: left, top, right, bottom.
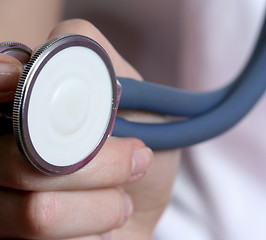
0, 134, 152, 191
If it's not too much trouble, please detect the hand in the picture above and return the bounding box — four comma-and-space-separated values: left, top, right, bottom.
49, 19, 181, 240
0, 135, 153, 239
0, 19, 180, 239
0, 22, 151, 239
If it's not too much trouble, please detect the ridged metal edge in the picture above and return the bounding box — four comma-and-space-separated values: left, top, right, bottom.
0, 41, 32, 51
12, 36, 67, 164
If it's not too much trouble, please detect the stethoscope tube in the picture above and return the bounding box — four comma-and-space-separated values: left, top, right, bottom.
117, 77, 235, 117
113, 17, 266, 149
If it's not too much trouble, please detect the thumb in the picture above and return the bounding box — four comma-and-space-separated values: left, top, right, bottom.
0, 53, 23, 102
119, 148, 180, 235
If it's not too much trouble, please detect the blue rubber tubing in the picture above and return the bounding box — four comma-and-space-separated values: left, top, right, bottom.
113, 17, 266, 150
117, 77, 236, 117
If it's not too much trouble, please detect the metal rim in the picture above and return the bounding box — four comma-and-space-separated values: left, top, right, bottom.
0, 41, 32, 65
13, 34, 118, 175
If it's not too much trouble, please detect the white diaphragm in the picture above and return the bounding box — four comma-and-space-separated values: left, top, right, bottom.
27, 46, 112, 167
13, 35, 119, 175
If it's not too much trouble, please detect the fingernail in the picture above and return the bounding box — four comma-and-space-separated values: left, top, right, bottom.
118, 193, 133, 227
132, 147, 153, 176
124, 193, 133, 217
101, 231, 112, 240
0, 63, 23, 92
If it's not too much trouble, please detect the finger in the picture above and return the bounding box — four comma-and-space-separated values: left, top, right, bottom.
0, 188, 132, 239
46, 237, 102, 240
58, 236, 102, 240
0, 53, 23, 102
47, 19, 142, 80
50, 232, 111, 240
0, 134, 153, 191
10, 235, 107, 240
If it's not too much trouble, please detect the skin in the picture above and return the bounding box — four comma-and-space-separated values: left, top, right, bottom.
0, 2, 180, 239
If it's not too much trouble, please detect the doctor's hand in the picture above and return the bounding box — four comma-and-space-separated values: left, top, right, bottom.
0, 19, 180, 239
49, 19, 181, 240
0, 135, 152, 240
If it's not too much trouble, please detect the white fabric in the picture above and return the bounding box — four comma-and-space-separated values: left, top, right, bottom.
155, 1, 266, 239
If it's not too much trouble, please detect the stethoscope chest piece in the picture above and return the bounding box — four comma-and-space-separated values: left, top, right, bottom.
10, 35, 120, 175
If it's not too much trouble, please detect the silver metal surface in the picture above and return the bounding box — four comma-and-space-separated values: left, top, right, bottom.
0, 41, 32, 64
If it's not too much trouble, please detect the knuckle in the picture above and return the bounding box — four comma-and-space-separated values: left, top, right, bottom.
111, 153, 132, 183
107, 189, 126, 227
22, 192, 57, 237
103, 140, 134, 184
50, 18, 102, 40
60, 18, 97, 31
96, 138, 147, 185
109, 138, 146, 181
49, 18, 114, 60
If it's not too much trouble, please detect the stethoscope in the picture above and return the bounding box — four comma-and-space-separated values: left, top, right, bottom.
0, 17, 266, 175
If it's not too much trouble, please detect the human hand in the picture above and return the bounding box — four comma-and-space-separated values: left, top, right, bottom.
0, 134, 153, 239
0, 19, 180, 239
0, 23, 152, 239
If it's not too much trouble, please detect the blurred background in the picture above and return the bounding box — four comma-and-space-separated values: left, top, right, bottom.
1, 1, 266, 239
0, 0, 261, 89
63, 0, 178, 87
